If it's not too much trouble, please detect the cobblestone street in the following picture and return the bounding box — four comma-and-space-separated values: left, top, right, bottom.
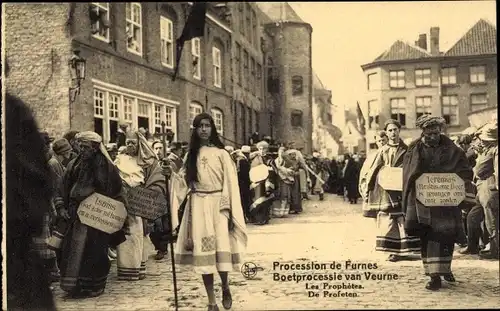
53, 194, 500, 310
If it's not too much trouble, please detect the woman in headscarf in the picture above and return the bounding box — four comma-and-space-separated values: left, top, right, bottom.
402, 115, 475, 290
56, 131, 126, 298
168, 113, 247, 311
115, 132, 167, 280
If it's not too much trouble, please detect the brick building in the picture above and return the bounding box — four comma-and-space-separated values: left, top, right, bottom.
4, 2, 315, 150
5, 3, 234, 143
361, 19, 497, 152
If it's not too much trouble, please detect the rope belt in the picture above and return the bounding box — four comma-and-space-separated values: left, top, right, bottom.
191, 189, 222, 194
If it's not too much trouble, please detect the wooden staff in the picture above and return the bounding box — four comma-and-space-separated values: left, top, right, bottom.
161, 121, 179, 311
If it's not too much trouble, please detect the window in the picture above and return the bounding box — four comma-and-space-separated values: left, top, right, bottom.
90, 3, 110, 42
108, 93, 120, 143
291, 110, 303, 127
245, 3, 252, 42
192, 38, 201, 79
243, 50, 249, 88
189, 102, 203, 126
252, 10, 257, 48
211, 108, 224, 136
254, 109, 259, 131
137, 100, 150, 131
212, 47, 222, 88
442, 95, 459, 125
368, 100, 380, 130
235, 43, 241, 84
415, 69, 431, 86
389, 98, 406, 127
292, 76, 303, 96
94, 89, 105, 137
152, 104, 174, 136
248, 106, 253, 133
389, 70, 405, 88
93, 84, 177, 143
470, 65, 486, 83
367, 73, 379, 91
160, 16, 174, 68
415, 96, 432, 119
238, 3, 244, 35
441, 67, 456, 85
250, 58, 256, 94
123, 97, 134, 126
470, 93, 488, 111
126, 3, 142, 55
256, 64, 262, 97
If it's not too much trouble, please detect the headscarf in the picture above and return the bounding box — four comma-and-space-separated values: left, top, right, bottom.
415, 115, 446, 129
255, 141, 269, 149
76, 131, 114, 164
225, 146, 235, 153
136, 131, 158, 167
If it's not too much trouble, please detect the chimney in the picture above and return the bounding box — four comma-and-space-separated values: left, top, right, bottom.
430, 27, 440, 56
418, 34, 427, 50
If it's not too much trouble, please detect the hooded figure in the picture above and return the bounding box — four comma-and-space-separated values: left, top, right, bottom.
56, 131, 126, 298
115, 132, 167, 280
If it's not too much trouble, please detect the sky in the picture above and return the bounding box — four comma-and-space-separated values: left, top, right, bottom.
289, 1, 497, 112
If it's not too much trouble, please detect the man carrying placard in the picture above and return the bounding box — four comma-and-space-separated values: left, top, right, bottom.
364, 120, 420, 262
402, 115, 475, 291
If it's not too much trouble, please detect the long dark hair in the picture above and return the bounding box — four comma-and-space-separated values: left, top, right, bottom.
184, 112, 225, 185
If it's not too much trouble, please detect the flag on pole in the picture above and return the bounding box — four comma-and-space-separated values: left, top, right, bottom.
356, 101, 366, 135
172, 2, 207, 81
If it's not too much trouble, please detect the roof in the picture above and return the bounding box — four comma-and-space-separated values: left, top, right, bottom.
255, 3, 306, 24
373, 40, 432, 62
445, 19, 497, 57
313, 71, 326, 90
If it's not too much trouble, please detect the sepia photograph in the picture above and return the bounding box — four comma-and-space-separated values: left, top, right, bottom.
2, 1, 498, 310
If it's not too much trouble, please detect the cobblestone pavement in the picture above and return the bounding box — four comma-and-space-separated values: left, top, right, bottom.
53, 194, 500, 310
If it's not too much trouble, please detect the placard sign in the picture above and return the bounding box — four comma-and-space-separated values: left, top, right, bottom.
377, 167, 403, 191
416, 173, 465, 207
126, 186, 168, 220
77, 193, 127, 234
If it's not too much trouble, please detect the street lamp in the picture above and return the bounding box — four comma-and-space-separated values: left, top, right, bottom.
68, 49, 86, 103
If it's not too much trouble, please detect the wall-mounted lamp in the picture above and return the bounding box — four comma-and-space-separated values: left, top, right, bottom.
68, 49, 86, 103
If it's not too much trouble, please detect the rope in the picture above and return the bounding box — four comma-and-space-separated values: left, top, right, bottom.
219, 135, 243, 148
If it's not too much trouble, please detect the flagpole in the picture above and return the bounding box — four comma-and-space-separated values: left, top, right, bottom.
161, 121, 179, 311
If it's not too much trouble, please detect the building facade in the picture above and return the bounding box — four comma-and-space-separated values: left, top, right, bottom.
5, 3, 315, 150
227, 2, 268, 146
361, 19, 497, 152
311, 72, 341, 158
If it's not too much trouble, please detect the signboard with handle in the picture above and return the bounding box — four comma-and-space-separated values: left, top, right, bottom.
415, 173, 465, 207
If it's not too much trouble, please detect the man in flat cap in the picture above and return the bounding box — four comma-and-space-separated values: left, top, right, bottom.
41, 138, 74, 282
402, 115, 475, 290
473, 123, 499, 260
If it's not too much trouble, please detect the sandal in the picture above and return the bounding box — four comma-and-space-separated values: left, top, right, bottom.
222, 286, 232, 310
